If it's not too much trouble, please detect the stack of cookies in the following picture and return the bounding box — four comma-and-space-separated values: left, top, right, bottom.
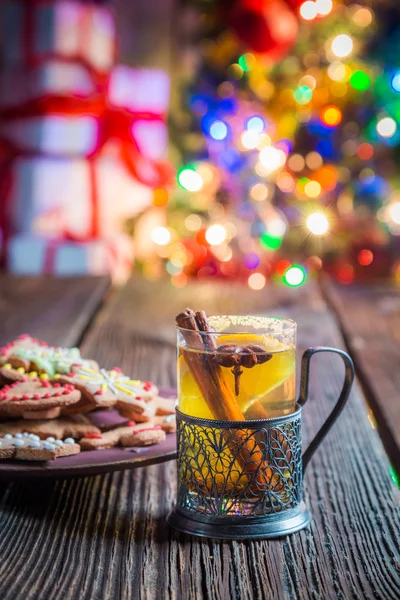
0, 335, 176, 461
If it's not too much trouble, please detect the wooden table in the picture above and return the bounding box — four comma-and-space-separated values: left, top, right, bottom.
0, 275, 399, 600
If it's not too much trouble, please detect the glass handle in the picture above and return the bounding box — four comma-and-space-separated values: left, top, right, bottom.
297, 346, 355, 475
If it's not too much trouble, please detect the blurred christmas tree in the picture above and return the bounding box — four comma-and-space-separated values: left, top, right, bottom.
136, 0, 400, 290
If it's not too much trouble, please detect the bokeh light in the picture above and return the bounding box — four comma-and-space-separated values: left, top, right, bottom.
205, 224, 226, 245
210, 120, 228, 140
248, 273, 266, 290
178, 167, 203, 191
244, 253, 260, 269
185, 214, 202, 231
331, 34, 353, 58
246, 116, 265, 134
321, 105, 342, 127
250, 183, 269, 201
300, 1, 317, 21
304, 180, 322, 198
288, 154, 305, 172
306, 152, 323, 170
389, 202, 400, 225
391, 71, 400, 93
315, 0, 332, 15
241, 130, 259, 150
151, 226, 171, 246
283, 265, 307, 287
358, 249, 374, 266
306, 212, 329, 234
294, 85, 313, 105
337, 265, 354, 284
376, 117, 397, 138
259, 147, 286, 173
153, 188, 169, 207
350, 70, 370, 92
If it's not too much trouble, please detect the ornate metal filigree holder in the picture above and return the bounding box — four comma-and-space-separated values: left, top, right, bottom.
168, 347, 354, 540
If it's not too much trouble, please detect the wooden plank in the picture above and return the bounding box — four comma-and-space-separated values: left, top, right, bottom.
0, 278, 399, 599
0, 275, 111, 347
321, 277, 400, 471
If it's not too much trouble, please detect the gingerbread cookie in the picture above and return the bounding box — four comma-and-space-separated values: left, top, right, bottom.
120, 426, 166, 447
0, 334, 97, 381
0, 380, 81, 419
79, 421, 164, 450
117, 395, 175, 422
60, 366, 159, 414
0, 414, 100, 440
0, 433, 80, 461
154, 414, 176, 433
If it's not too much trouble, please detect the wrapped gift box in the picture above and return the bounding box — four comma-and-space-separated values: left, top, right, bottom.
131, 120, 168, 161
7, 233, 133, 282
0, 115, 99, 156
4, 157, 92, 239
0, 0, 116, 72
0, 61, 97, 110
108, 67, 170, 115
4, 152, 154, 239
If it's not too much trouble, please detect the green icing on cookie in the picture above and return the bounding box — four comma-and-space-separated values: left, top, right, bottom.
12, 346, 83, 378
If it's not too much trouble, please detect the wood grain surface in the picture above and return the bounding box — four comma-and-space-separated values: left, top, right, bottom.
322, 278, 400, 472
0, 275, 111, 347
0, 277, 399, 600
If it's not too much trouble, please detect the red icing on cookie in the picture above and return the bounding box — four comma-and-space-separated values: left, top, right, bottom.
84, 433, 103, 439
21, 394, 30, 400
143, 381, 152, 391
33, 394, 41, 400
113, 367, 122, 372
43, 393, 51, 399
53, 383, 61, 388
136, 396, 142, 401
131, 426, 162, 434
95, 390, 103, 395
42, 381, 51, 388
127, 421, 136, 426
54, 391, 62, 397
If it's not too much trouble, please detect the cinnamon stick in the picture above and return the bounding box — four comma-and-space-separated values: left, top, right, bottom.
176, 308, 275, 488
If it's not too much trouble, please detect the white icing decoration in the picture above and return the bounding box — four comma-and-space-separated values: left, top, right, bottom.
43, 442, 56, 451
46, 437, 55, 443
15, 433, 22, 439
4, 434, 12, 439
29, 441, 41, 448
64, 438, 74, 444
54, 440, 64, 447
23, 432, 29, 437
74, 366, 152, 397
13, 439, 24, 447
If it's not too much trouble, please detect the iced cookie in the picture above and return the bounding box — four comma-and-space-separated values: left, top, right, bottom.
154, 414, 176, 433
0, 334, 98, 381
120, 425, 166, 447
0, 434, 80, 461
117, 395, 175, 422
0, 380, 81, 419
60, 366, 159, 414
0, 414, 100, 440
79, 422, 162, 450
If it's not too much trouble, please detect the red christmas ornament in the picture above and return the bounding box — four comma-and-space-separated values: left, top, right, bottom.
228, 0, 298, 59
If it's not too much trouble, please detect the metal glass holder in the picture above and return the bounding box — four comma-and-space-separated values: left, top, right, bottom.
168, 347, 354, 540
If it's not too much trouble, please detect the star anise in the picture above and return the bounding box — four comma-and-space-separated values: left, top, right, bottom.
213, 344, 273, 396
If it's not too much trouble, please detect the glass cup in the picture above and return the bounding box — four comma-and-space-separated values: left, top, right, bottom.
169, 314, 354, 539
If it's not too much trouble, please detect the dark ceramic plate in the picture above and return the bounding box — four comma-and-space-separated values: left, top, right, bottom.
0, 389, 177, 480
